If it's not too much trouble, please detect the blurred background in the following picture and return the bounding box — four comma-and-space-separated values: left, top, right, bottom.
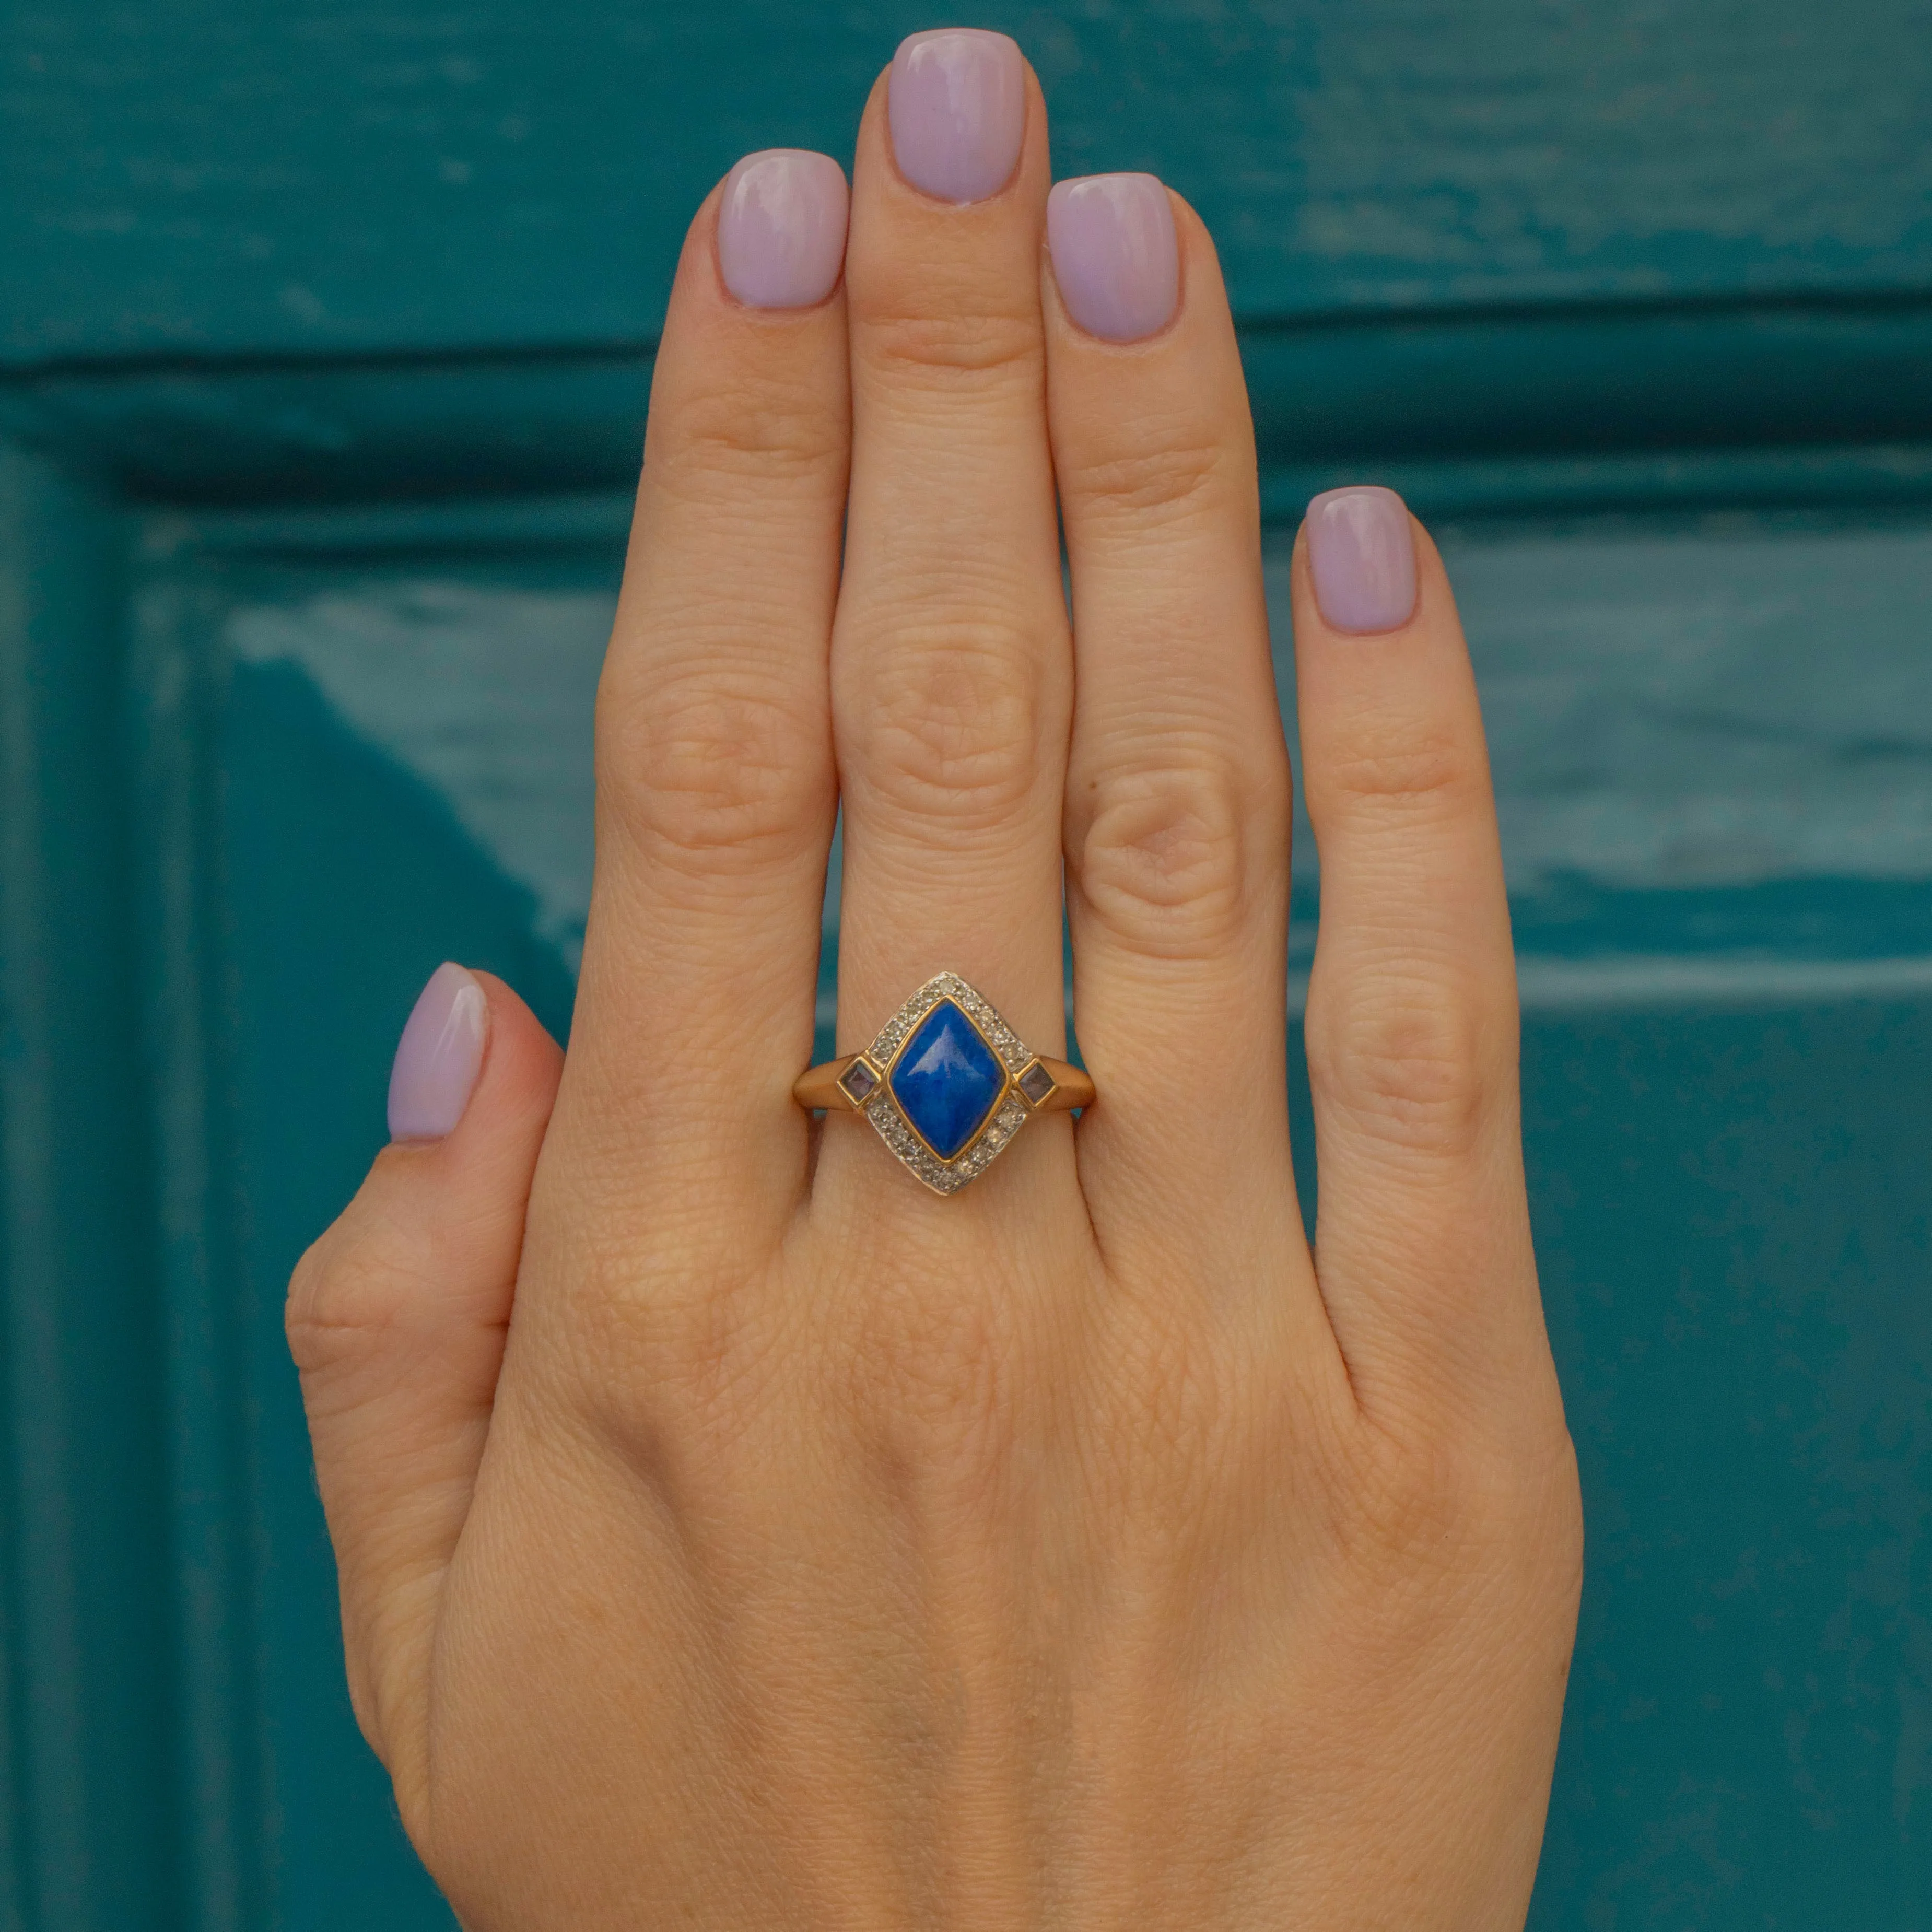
3, 2, 1930, 1926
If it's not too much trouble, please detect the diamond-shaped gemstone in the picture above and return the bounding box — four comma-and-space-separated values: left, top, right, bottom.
1015, 1060, 1056, 1107
888, 1000, 1005, 1160
838, 1058, 879, 1104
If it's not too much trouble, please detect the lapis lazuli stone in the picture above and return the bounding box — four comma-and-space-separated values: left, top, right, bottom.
889, 1000, 1005, 1159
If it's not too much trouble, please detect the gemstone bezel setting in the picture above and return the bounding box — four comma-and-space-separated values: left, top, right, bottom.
888, 1000, 1007, 1159
856, 974, 1043, 1194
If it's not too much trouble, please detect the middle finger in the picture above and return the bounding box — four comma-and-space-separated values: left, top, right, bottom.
818, 32, 1074, 1206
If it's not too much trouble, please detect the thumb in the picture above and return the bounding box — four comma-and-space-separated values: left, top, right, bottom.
287, 963, 562, 1779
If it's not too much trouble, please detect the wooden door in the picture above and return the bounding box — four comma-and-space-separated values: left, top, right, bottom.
4, 4, 1930, 1925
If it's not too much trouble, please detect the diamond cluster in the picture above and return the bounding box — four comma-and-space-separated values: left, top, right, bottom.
859, 973, 1039, 1195
866, 1089, 1029, 1194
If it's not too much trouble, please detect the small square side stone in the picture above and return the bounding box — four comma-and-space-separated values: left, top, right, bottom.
1016, 1060, 1056, 1107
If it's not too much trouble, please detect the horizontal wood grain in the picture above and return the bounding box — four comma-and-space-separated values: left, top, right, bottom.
5, 0, 1930, 366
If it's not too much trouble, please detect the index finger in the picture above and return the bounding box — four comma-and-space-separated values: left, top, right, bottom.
551, 155, 851, 1248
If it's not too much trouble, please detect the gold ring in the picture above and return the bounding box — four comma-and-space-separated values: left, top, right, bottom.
793, 972, 1094, 1195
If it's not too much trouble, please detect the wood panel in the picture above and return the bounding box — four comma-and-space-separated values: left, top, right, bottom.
3, 2, 1930, 1925
5, 0, 1930, 362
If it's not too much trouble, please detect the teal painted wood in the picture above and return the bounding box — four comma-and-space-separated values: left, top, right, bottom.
6, 296, 1932, 515
5, 0, 1931, 363
6, 0, 1931, 526
0, 446, 175, 1929
1523, 994, 1932, 1927
3, 0, 1932, 1925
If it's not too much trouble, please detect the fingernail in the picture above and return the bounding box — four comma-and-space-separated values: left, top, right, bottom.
1046, 174, 1179, 342
1305, 487, 1418, 635
717, 149, 850, 309
387, 963, 488, 1142
888, 28, 1026, 205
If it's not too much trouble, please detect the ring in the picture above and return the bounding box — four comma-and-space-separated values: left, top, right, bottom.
794, 972, 1095, 1195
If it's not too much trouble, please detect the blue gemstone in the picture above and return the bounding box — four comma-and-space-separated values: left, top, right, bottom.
889, 1000, 1005, 1160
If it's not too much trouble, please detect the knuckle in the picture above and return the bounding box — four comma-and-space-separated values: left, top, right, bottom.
836, 1272, 1035, 1507
647, 375, 846, 499
598, 665, 828, 877
564, 1230, 743, 1385
1058, 423, 1231, 521
1341, 1430, 1501, 1585
1071, 757, 1282, 957
1319, 715, 1473, 819
1344, 1442, 1462, 1581
1305, 970, 1493, 1157
858, 1283, 1035, 1491
1310, 1425, 1584, 1709
846, 622, 1047, 827
284, 1241, 341, 1372
1341, 1421, 1583, 1609
859, 300, 1042, 383
560, 1245, 789, 1453
285, 1209, 416, 1379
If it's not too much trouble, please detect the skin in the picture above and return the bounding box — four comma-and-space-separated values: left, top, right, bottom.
288, 51, 1583, 1932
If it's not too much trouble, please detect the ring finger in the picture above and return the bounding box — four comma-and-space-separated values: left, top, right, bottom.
816, 32, 1075, 1214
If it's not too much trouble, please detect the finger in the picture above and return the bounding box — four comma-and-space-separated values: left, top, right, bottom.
1047, 180, 1314, 1300
563, 150, 850, 1231
287, 965, 562, 1776
1291, 494, 1550, 1424
816, 34, 1075, 1207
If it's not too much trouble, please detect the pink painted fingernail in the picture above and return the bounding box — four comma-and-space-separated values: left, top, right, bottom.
1047, 174, 1179, 342
888, 29, 1026, 205
1305, 487, 1418, 634
717, 150, 850, 309
387, 963, 488, 1142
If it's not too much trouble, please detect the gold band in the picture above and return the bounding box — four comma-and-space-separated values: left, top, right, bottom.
794, 1052, 1094, 1114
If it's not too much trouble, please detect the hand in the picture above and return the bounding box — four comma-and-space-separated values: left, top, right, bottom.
289, 30, 1581, 1929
